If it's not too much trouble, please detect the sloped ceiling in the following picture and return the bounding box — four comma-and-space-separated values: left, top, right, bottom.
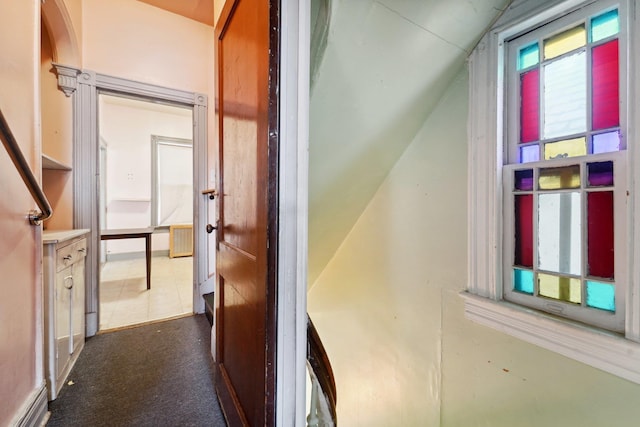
137, 0, 214, 26
308, 0, 511, 285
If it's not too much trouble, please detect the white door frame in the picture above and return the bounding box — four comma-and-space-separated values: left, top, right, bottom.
276, 0, 310, 424
61, 68, 208, 336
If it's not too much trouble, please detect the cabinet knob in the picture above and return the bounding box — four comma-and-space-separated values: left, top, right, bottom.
64, 275, 73, 289
63, 255, 73, 261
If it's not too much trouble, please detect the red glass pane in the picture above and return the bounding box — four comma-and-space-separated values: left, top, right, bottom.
588, 191, 614, 279
592, 40, 619, 130
520, 69, 539, 143
515, 194, 533, 268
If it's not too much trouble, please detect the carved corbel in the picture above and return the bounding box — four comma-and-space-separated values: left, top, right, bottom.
52, 63, 81, 97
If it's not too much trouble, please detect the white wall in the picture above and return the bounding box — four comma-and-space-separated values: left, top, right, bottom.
308, 68, 640, 426
99, 96, 192, 255
0, 1, 42, 424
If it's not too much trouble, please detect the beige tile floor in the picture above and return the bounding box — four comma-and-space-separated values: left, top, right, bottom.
99, 255, 193, 331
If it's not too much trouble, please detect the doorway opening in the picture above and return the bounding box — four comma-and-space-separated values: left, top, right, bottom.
97, 94, 194, 330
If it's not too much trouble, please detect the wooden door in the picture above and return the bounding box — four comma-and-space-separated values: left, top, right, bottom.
214, 0, 279, 425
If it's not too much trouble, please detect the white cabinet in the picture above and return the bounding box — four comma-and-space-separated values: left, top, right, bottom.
43, 230, 89, 400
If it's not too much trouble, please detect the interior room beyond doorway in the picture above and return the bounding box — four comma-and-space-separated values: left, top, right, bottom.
98, 94, 194, 330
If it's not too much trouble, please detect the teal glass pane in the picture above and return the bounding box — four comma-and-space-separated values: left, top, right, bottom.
514, 268, 534, 294
591, 9, 619, 42
518, 43, 539, 70
586, 281, 615, 312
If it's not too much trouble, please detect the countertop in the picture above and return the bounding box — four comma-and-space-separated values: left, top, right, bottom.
43, 229, 90, 245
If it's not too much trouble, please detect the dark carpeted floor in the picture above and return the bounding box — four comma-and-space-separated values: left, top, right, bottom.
47, 314, 227, 427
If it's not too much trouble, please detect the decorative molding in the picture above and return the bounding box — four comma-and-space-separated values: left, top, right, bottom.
72, 70, 209, 335
52, 63, 80, 97
193, 101, 209, 314
12, 385, 49, 427
461, 292, 640, 384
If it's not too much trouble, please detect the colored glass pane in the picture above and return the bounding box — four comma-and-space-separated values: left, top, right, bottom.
543, 52, 587, 138
592, 40, 619, 130
587, 161, 614, 187
518, 43, 540, 70
593, 131, 620, 153
538, 274, 582, 304
538, 192, 582, 275
515, 194, 533, 268
521, 145, 540, 163
544, 137, 587, 160
515, 169, 534, 191
520, 69, 540, 143
591, 9, 619, 42
514, 268, 534, 294
538, 165, 581, 190
544, 25, 586, 59
587, 191, 614, 278
586, 281, 615, 312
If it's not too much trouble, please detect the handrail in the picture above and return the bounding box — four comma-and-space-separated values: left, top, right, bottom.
0, 108, 52, 225
307, 314, 337, 425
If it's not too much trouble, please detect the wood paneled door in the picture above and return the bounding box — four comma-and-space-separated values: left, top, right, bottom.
213, 0, 280, 425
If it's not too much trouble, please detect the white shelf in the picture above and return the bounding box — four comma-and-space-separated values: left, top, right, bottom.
42, 154, 71, 171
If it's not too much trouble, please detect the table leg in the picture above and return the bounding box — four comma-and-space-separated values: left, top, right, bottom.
145, 234, 151, 290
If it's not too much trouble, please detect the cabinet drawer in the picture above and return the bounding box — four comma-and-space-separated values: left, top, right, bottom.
72, 239, 87, 260
55, 238, 87, 272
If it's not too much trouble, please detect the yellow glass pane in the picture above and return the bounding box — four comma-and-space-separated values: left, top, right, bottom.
538, 165, 581, 190
538, 273, 581, 304
544, 137, 587, 160
544, 25, 586, 59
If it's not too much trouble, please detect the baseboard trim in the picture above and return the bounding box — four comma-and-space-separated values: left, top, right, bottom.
12, 384, 48, 427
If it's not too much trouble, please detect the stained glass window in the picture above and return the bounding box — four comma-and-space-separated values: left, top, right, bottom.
515, 8, 621, 163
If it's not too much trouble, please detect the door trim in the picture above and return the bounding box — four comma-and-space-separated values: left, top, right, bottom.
67, 68, 208, 336
276, 0, 310, 425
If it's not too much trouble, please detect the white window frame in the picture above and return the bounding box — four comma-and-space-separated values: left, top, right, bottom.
463, 0, 640, 384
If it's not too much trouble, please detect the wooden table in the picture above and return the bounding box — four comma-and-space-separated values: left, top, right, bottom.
100, 227, 154, 289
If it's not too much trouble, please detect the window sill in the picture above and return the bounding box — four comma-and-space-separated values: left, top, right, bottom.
460, 291, 640, 384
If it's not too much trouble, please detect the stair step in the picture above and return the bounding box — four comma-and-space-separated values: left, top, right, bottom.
203, 292, 215, 326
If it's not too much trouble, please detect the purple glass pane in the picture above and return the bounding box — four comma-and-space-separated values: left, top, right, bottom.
588, 161, 614, 187
521, 145, 540, 163
515, 169, 534, 191
593, 131, 620, 153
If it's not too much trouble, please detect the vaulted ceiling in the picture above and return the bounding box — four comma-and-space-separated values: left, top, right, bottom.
308, 0, 511, 285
